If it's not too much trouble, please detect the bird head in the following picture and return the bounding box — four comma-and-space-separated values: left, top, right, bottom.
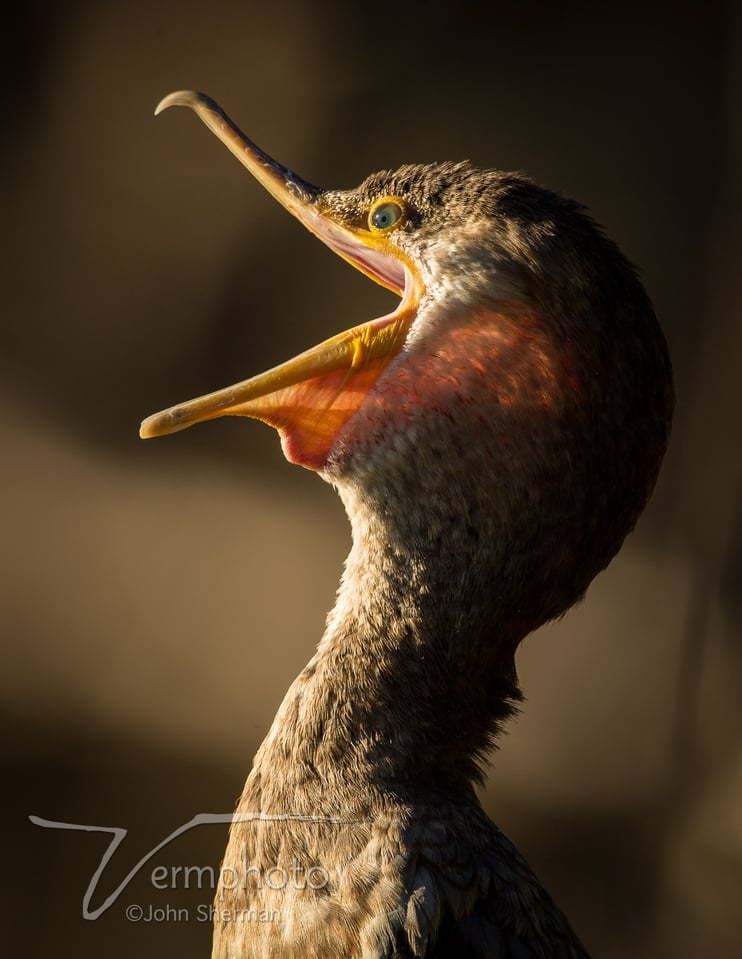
142, 92, 673, 638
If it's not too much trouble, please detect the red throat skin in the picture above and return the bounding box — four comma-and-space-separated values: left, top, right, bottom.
324, 306, 571, 464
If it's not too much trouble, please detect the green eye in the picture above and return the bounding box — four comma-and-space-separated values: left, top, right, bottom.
369, 199, 405, 232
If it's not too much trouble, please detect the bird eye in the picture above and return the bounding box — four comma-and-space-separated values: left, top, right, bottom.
369, 199, 405, 232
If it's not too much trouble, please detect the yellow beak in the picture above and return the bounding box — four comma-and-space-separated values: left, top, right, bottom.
140, 91, 422, 470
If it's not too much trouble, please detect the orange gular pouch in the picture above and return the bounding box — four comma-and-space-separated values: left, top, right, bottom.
140, 309, 417, 471
230, 358, 404, 471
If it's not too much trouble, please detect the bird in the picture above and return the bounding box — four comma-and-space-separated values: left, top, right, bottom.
141, 91, 673, 959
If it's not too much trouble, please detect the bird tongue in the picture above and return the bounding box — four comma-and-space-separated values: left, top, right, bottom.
140, 91, 419, 470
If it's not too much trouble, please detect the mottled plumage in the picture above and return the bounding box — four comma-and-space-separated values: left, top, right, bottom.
143, 93, 673, 959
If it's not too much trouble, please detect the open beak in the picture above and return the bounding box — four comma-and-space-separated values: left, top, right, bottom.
140, 91, 422, 470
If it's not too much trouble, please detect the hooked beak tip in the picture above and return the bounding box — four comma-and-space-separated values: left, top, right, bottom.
154, 90, 210, 117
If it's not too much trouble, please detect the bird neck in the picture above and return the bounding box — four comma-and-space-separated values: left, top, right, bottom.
247, 473, 522, 818
244, 295, 663, 817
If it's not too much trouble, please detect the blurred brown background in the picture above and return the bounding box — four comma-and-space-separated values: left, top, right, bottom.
2, 1, 741, 956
